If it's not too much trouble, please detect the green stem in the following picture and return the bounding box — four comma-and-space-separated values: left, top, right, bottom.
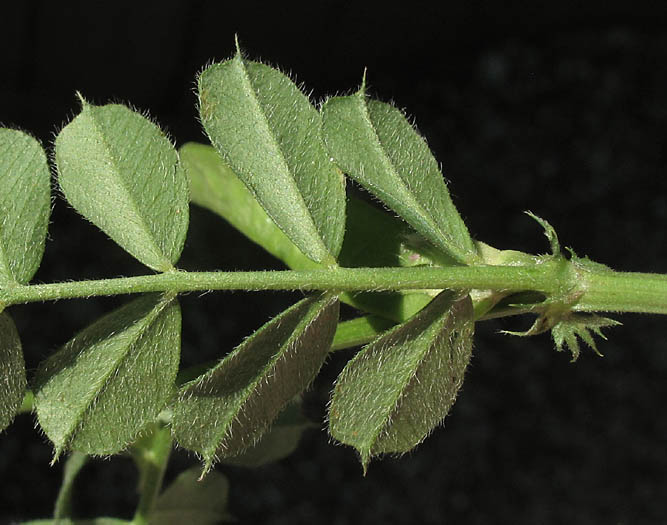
1, 261, 667, 316
131, 425, 173, 525
18, 390, 34, 414
574, 269, 667, 314
1, 264, 562, 302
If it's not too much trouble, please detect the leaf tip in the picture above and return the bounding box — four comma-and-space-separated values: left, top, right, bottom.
200, 457, 215, 480
74, 91, 88, 108
358, 68, 368, 96
50, 447, 64, 466
357, 447, 372, 475
234, 34, 243, 58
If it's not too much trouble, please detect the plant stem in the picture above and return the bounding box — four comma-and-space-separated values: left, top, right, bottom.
0, 264, 566, 302
131, 424, 173, 525
573, 269, 667, 314
2, 261, 667, 315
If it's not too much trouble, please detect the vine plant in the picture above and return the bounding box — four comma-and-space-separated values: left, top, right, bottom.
2, 42, 667, 523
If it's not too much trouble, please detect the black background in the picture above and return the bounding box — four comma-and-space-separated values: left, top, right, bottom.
2, 2, 667, 523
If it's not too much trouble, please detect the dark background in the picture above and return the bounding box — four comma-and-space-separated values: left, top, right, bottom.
2, 2, 667, 523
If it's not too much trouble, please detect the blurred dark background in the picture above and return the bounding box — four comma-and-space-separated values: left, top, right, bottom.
2, 2, 667, 523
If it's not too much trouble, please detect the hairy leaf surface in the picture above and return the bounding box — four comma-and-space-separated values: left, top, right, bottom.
220, 400, 313, 468
0, 129, 50, 285
338, 197, 436, 321
182, 142, 432, 321
321, 93, 477, 265
34, 294, 181, 458
55, 100, 189, 272
329, 291, 474, 471
172, 293, 339, 472
181, 142, 318, 270
0, 312, 26, 432
150, 467, 231, 525
198, 52, 345, 264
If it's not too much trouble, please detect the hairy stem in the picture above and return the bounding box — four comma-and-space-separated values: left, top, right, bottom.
0, 264, 567, 302
573, 269, 667, 314
2, 261, 667, 315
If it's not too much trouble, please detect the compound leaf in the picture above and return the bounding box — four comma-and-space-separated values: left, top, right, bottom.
150, 467, 232, 524
329, 291, 474, 471
0, 128, 50, 285
0, 312, 26, 432
55, 100, 189, 272
172, 293, 339, 473
198, 50, 345, 264
321, 92, 477, 265
34, 294, 181, 458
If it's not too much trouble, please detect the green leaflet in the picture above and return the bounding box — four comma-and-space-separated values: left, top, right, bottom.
150, 467, 232, 524
329, 291, 474, 471
332, 315, 396, 351
176, 315, 396, 388
172, 293, 339, 473
0, 128, 50, 285
198, 50, 345, 264
181, 142, 433, 322
321, 92, 478, 265
34, 294, 181, 458
55, 99, 189, 272
220, 400, 313, 468
0, 312, 26, 432
180, 142, 319, 271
